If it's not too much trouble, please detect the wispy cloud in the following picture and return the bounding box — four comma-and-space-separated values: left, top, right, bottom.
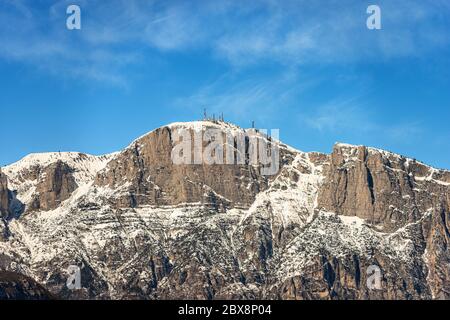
174, 69, 320, 125
304, 97, 373, 132
0, 0, 146, 87
213, 0, 450, 65
302, 95, 423, 142
0, 0, 449, 86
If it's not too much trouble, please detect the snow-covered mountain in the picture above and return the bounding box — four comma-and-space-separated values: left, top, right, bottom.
0, 121, 449, 300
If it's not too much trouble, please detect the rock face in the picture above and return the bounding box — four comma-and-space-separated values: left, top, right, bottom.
0, 121, 449, 300
0, 169, 10, 219
2, 152, 114, 214
317, 144, 450, 232
29, 161, 78, 211
424, 205, 450, 299
94, 123, 288, 210
0, 271, 53, 300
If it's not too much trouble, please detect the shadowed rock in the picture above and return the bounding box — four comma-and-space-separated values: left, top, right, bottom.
0, 169, 9, 219
0, 271, 53, 300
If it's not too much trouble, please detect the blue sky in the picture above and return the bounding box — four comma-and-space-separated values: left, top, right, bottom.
1, 0, 450, 169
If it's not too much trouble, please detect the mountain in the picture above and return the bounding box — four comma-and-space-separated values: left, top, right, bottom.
0, 121, 449, 300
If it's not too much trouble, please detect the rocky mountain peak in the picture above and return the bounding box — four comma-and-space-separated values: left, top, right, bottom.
2, 152, 115, 213
94, 121, 292, 210
0, 121, 449, 300
318, 142, 450, 232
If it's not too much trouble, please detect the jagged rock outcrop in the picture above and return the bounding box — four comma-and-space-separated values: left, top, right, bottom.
94, 123, 291, 210
317, 144, 450, 232
0, 271, 53, 300
0, 169, 10, 219
29, 160, 78, 211
423, 204, 450, 299
1, 152, 113, 214
0, 122, 448, 300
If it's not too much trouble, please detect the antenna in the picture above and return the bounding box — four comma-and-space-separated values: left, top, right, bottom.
203, 108, 207, 120
252, 121, 255, 129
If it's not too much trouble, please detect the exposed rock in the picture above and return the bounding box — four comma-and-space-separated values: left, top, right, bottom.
94, 124, 292, 210
0, 122, 449, 300
0, 271, 53, 300
317, 144, 449, 232
30, 161, 78, 211
423, 204, 450, 299
0, 169, 10, 219
2, 152, 113, 213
